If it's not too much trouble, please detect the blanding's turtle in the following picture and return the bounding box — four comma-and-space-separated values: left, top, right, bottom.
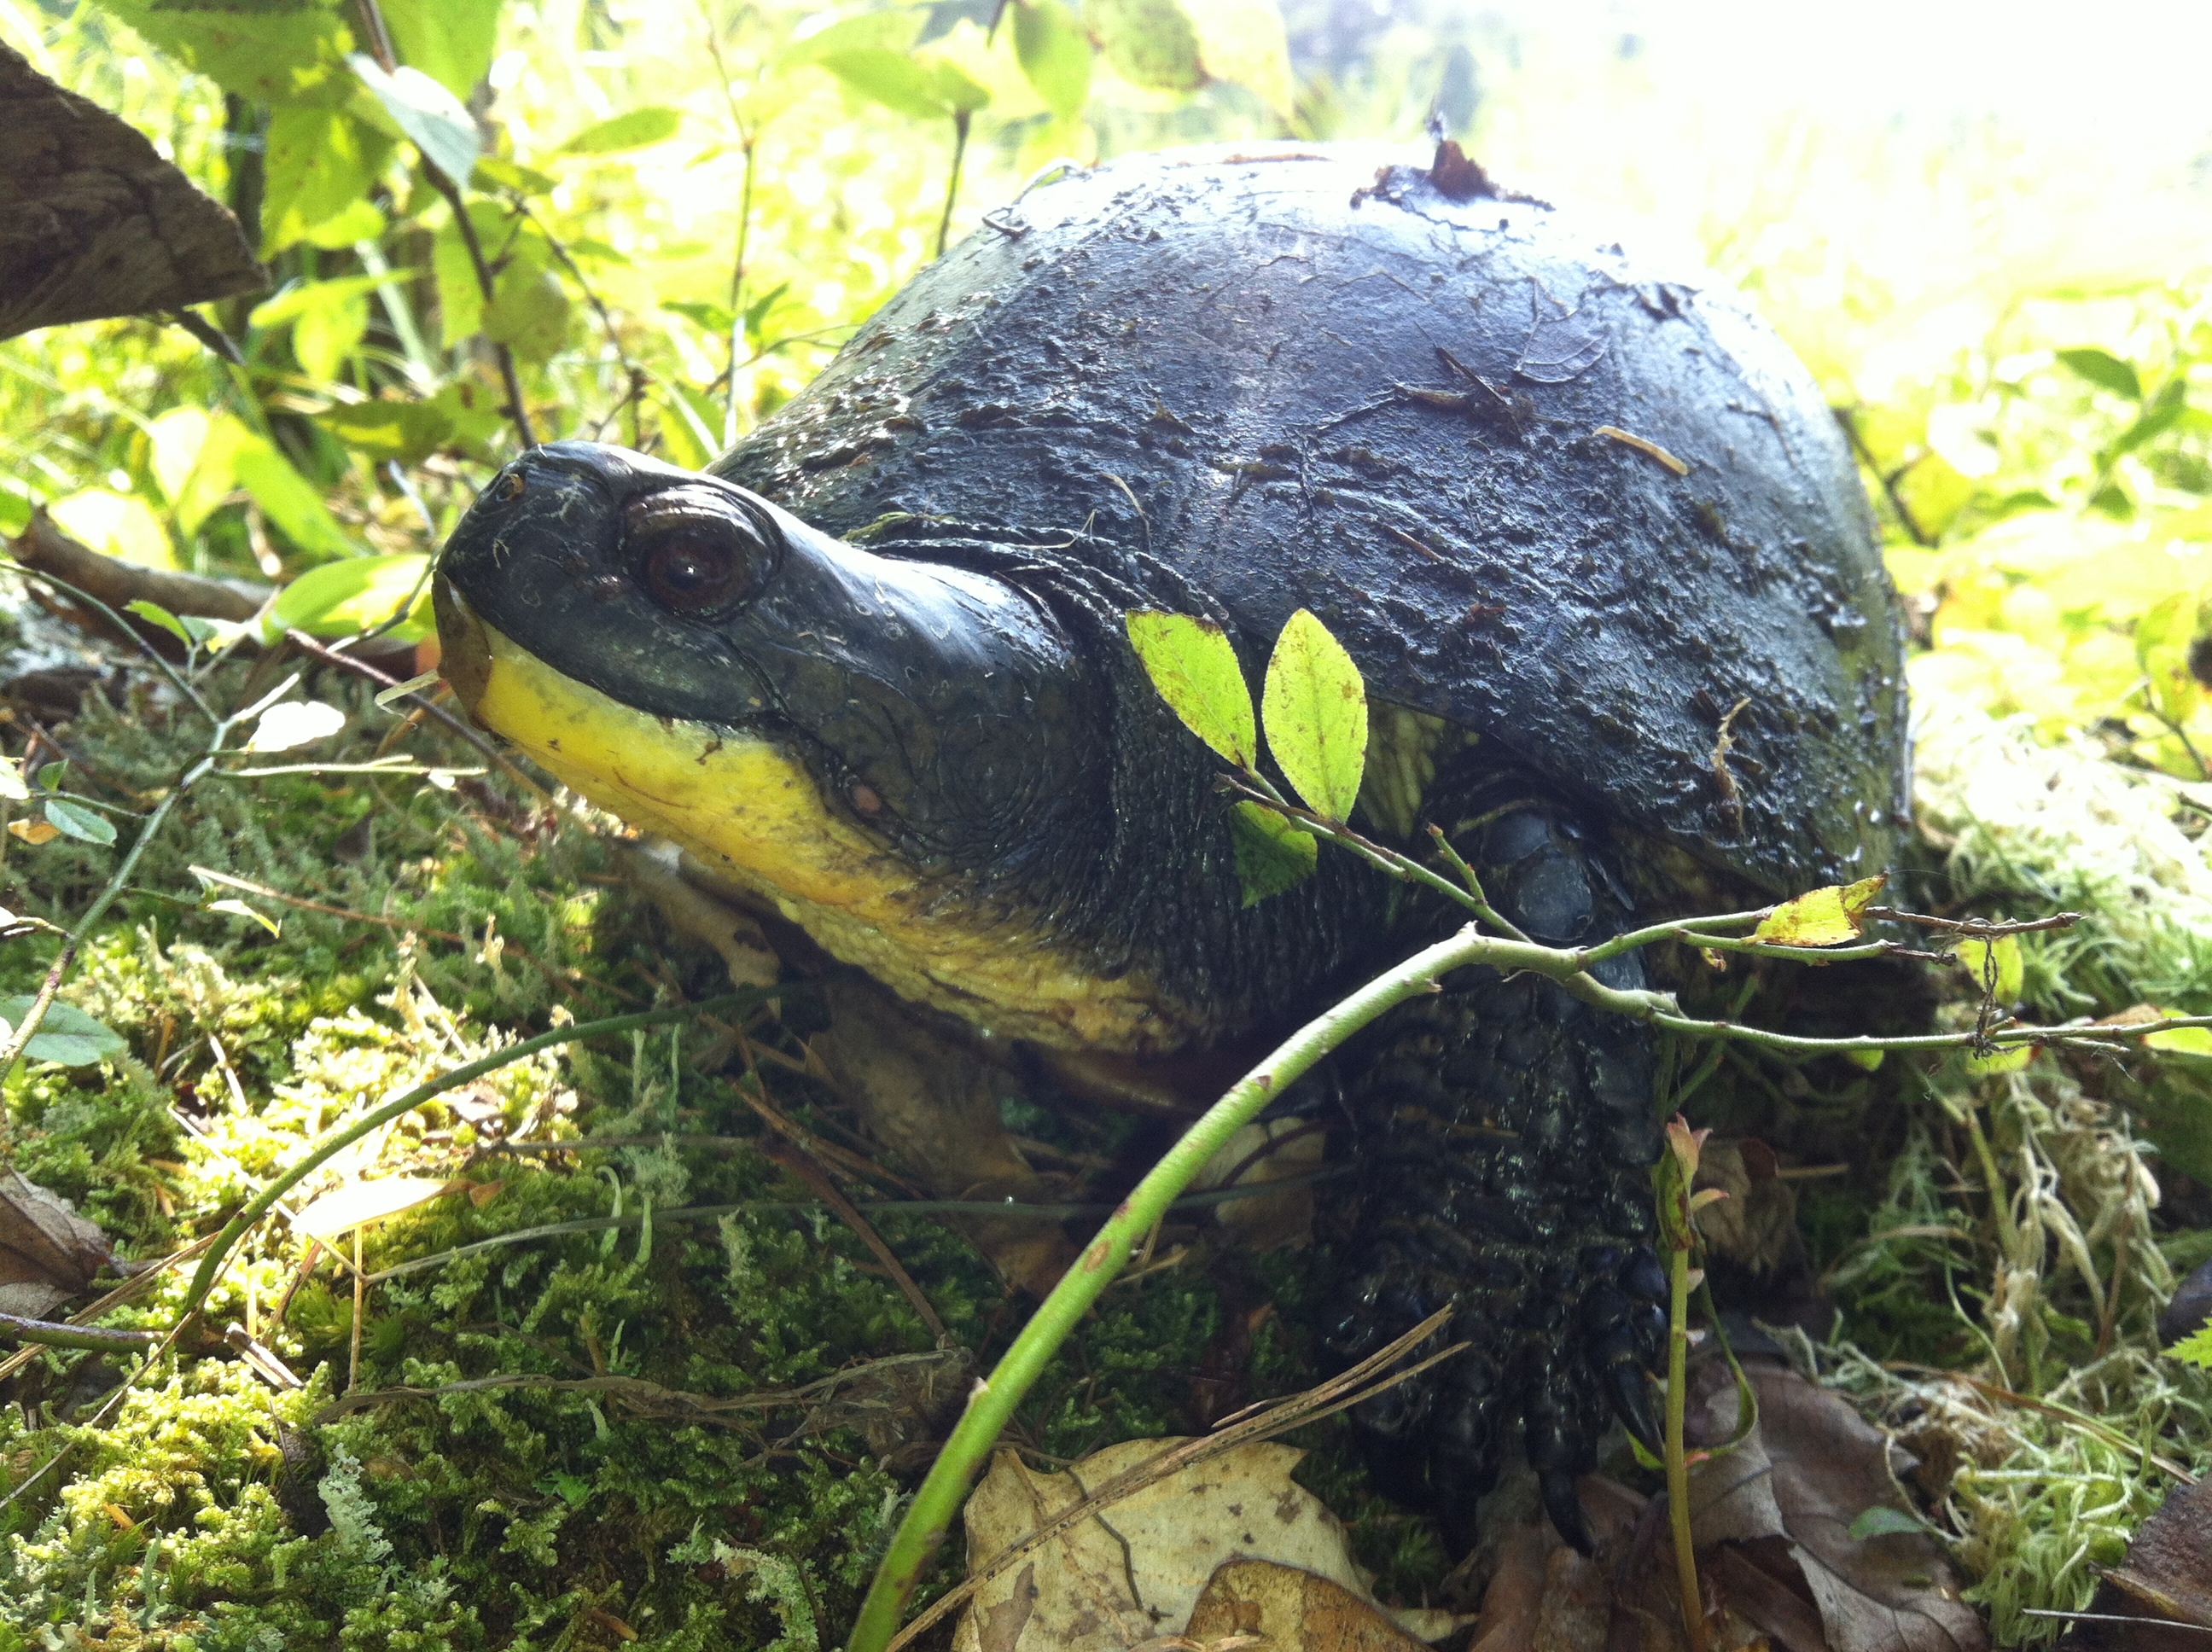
432, 143, 1909, 1550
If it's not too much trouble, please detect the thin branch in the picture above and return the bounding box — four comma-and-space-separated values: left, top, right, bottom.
282, 628, 552, 806
934, 110, 972, 261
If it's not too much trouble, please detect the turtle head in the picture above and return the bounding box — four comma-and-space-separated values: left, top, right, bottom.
434, 441, 1242, 1050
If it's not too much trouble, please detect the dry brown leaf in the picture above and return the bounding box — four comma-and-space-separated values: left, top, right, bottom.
1693, 1138, 1801, 1277
0, 1167, 111, 1318
1689, 1359, 1987, 1652
951, 1440, 1464, 1652
7, 818, 61, 846
2058, 1475, 2212, 1649
1184, 1559, 1429, 1650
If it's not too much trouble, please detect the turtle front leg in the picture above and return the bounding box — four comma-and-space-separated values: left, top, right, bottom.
1323, 795, 1668, 1555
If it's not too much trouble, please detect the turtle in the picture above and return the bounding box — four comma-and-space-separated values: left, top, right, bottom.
431, 141, 1909, 1552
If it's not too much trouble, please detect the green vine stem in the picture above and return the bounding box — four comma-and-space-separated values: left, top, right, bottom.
179, 992, 769, 1327
844, 921, 1501, 1652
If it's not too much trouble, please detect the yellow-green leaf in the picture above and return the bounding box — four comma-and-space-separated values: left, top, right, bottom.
1953, 934, 2024, 1002
1260, 608, 1367, 821
2146, 1022, 2212, 1056
1228, 800, 1315, 906
269, 554, 434, 645
1843, 1048, 1886, 1072
1126, 611, 1255, 767
2169, 1318, 2212, 1369
1965, 1044, 2035, 1077
1750, 874, 1888, 947
1012, 0, 1091, 119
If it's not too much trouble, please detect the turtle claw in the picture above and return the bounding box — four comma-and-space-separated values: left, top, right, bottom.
1604, 1358, 1664, 1458
1539, 1469, 1596, 1557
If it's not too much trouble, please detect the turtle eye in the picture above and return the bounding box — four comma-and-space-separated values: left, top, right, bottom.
625, 488, 769, 616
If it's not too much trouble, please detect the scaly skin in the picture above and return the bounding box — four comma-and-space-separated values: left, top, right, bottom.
1325, 771, 1668, 1552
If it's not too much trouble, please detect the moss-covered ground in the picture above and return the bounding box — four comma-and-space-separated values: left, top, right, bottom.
2, 629, 2211, 1649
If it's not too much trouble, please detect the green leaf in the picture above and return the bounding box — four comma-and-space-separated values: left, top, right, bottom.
2145, 1021, 2212, 1056
1189, 0, 1295, 114
1953, 934, 2024, 1002
2168, 1318, 2212, 1368
378, 0, 501, 100
250, 271, 419, 329
350, 55, 480, 183
1260, 608, 1367, 821
232, 439, 360, 561
43, 799, 116, 847
2056, 347, 2144, 400
1126, 611, 1255, 766
2112, 377, 2188, 457
1848, 1506, 1926, 1541
474, 154, 556, 195
1091, 0, 1205, 93
1965, 1044, 2035, 1078
1750, 875, 1887, 946
432, 201, 509, 345
661, 299, 739, 334
270, 554, 435, 644
95, 0, 353, 107
1229, 800, 1315, 905
125, 600, 219, 648
258, 106, 393, 257
816, 49, 952, 120
0, 997, 128, 1067
782, 11, 917, 65
1013, 0, 1091, 119
316, 398, 454, 467
481, 261, 571, 363
559, 107, 684, 155
926, 56, 991, 115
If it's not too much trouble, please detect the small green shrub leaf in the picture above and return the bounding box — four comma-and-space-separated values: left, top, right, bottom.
1091, 0, 1204, 93
559, 107, 683, 155
2055, 347, 2143, 400
271, 554, 434, 643
0, 997, 128, 1067
1953, 934, 2024, 1002
1751, 874, 1887, 946
1848, 1506, 1926, 1540
125, 600, 218, 648
1126, 611, 1255, 766
1229, 801, 1315, 905
2169, 1318, 2212, 1368
349, 55, 480, 185
1261, 608, 1367, 821
1013, 0, 1091, 118
1964, 1044, 2036, 1077
43, 799, 115, 846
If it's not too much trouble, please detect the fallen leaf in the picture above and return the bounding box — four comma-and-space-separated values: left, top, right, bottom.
1692, 1139, 1801, 1278
2058, 1475, 2212, 1650
0, 1168, 113, 1318
952, 1440, 1465, 1651
1184, 1560, 1427, 1650
1689, 1358, 1986, 1652
291, 1175, 461, 1241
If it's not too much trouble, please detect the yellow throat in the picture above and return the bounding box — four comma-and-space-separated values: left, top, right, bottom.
456, 611, 1190, 1052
